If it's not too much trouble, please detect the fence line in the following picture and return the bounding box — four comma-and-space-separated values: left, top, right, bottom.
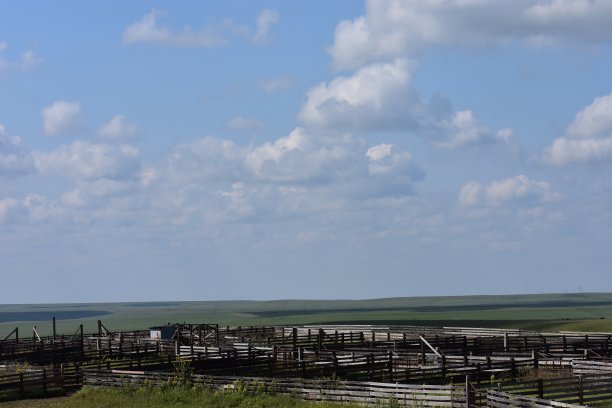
487, 390, 585, 408
83, 369, 467, 407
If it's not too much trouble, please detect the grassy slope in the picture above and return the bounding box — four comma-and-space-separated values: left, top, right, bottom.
2, 292, 612, 338
0, 387, 361, 408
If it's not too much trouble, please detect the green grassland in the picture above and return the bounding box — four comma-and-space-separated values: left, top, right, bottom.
2, 292, 612, 338
0, 386, 363, 408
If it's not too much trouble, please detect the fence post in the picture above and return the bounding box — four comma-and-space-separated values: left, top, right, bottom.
537, 378, 544, 399
441, 355, 447, 379
388, 351, 394, 382
332, 352, 338, 381
578, 375, 584, 405
19, 372, 24, 399
318, 329, 324, 352
42, 368, 47, 396
189, 325, 194, 355
421, 338, 426, 365
60, 363, 65, 394
465, 375, 471, 408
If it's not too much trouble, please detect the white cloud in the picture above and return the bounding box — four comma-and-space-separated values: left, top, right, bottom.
496, 128, 513, 143
298, 59, 505, 149
246, 128, 308, 176
298, 58, 425, 132
98, 115, 136, 140
567, 93, 612, 138
156, 127, 424, 216
42, 101, 83, 136
0, 42, 42, 73
366, 144, 392, 161
366, 144, 417, 179
458, 181, 483, 207
140, 167, 157, 188
258, 76, 293, 93
253, 9, 279, 44
33, 141, 141, 181
329, 0, 612, 70
123, 8, 279, 48
22, 193, 64, 222
122, 10, 226, 47
435, 110, 493, 149
543, 92, 612, 165
224, 116, 265, 133
0, 197, 18, 222
0, 123, 35, 175
544, 137, 612, 165
460, 175, 557, 207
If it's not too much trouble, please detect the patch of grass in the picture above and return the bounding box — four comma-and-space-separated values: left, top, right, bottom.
0, 386, 366, 408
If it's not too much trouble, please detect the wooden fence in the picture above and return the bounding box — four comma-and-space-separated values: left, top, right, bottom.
572, 359, 612, 375
83, 369, 467, 407
0, 368, 68, 401
487, 390, 585, 408
491, 375, 612, 405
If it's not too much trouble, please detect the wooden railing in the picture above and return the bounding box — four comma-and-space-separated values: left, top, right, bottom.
0, 368, 66, 401
83, 369, 467, 407
487, 390, 585, 408
492, 375, 612, 406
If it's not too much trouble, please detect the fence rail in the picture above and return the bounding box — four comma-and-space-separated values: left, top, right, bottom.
487, 390, 585, 408
492, 374, 612, 405
0, 369, 65, 401
83, 369, 467, 407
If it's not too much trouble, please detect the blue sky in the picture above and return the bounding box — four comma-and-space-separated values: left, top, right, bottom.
1, 0, 612, 303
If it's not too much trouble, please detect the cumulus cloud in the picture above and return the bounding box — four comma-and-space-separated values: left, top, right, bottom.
543, 92, 612, 165
42, 101, 83, 136
98, 115, 136, 140
298, 59, 506, 149
245, 128, 310, 178
366, 143, 392, 162
329, 0, 612, 70
459, 175, 557, 207
0, 123, 35, 175
158, 128, 423, 209
33, 141, 141, 181
298, 58, 425, 132
123, 10, 226, 47
364, 143, 423, 198
436, 110, 494, 149
567, 93, 612, 138
458, 181, 482, 207
123, 9, 279, 48
0, 197, 18, 222
0, 42, 43, 73
224, 116, 265, 133
253, 9, 279, 44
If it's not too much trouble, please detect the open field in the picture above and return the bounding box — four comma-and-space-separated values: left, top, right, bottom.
2, 292, 612, 338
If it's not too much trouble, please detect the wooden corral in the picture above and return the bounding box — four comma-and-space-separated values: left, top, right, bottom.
3, 321, 612, 406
